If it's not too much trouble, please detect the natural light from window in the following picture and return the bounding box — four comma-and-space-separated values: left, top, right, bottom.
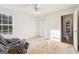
50, 29, 60, 42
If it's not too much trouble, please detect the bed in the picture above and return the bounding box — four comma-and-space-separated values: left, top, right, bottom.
26, 39, 76, 54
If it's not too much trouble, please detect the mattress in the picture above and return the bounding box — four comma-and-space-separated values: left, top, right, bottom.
26, 40, 76, 54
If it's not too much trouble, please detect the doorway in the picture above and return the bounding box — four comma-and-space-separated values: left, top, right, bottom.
61, 14, 73, 45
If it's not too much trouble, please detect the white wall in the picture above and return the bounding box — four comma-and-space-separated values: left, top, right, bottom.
0, 7, 38, 39
14, 12, 37, 39
38, 8, 74, 41
38, 7, 79, 51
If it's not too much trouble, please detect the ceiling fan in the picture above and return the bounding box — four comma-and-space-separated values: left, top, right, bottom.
33, 4, 40, 15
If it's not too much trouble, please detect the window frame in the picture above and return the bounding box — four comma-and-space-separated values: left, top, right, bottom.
0, 13, 13, 34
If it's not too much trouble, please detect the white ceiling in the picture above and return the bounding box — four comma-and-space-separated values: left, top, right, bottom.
0, 4, 78, 16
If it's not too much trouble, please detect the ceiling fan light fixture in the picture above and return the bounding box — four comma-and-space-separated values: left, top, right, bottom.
34, 4, 40, 15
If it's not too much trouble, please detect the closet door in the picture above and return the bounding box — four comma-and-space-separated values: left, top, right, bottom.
61, 14, 73, 44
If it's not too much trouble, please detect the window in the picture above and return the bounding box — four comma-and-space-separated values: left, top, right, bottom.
0, 13, 13, 34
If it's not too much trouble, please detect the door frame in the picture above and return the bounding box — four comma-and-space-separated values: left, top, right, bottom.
77, 13, 79, 51
61, 14, 73, 45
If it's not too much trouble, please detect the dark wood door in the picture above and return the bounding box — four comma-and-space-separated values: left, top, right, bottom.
61, 14, 73, 45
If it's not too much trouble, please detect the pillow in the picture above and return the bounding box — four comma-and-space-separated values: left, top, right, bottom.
1, 35, 17, 39
0, 34, 19, 45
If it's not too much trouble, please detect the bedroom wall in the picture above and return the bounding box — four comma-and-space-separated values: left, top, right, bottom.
14, 12, 37, 39
38, 7, 79, 51
38, 8, 75, 41
0, 7, 38, 39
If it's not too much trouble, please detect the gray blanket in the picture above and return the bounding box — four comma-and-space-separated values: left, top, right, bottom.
0, 35, 29, 54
